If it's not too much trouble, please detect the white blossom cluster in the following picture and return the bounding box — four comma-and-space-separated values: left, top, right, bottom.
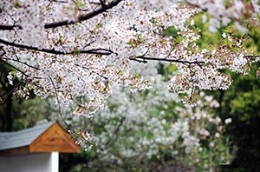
187, 0, 260, 33
68, 62, 232, 170
0, 1, 258, 121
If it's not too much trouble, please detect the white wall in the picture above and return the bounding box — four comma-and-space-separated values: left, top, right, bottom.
0, 152, 59, 172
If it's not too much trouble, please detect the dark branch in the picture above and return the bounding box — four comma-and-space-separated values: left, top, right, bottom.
244, 55, 260, 58
105, 116, 126, 148
0, 0, 123, 31
130, 56, 205, 65
1, 57, 40, 70
0, 38, 116, 56
0, 24, 22, 30
48, 0, 67, 3
45, 0, 122, 28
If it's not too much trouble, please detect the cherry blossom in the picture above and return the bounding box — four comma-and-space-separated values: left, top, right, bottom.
187, 0, 260, 33
60, 62, 232, 170
0, 0, 259, 118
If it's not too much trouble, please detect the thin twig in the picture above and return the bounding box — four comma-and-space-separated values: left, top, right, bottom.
130, 55, 205, 66
2, 56, 40, 70
0, 59, 27, 76
48, 76, 72, 130
244, 55, 260, 58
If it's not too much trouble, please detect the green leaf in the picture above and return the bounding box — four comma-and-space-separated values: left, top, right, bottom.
74, 0, 86, 7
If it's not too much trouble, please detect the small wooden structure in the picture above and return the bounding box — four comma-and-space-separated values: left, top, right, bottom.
0, 121, 80, 172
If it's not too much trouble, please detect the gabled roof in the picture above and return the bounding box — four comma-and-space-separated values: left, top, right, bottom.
0, 122, 55, 151
0, 121, 80, 156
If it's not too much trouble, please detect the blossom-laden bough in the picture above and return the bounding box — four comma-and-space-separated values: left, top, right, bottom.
0, 0, 259, 133
53, 62, 233, 171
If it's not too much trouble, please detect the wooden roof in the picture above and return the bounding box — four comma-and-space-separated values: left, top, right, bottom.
0, 121, 80, 156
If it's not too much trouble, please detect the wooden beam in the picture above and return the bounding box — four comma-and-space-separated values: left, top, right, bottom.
0, 146, 30, 156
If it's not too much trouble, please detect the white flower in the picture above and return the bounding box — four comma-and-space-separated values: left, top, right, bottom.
215, 132, 220, 138
7, 73, 13, 85
222, 33, 227, 38
225, 118, 232, 124
210, 142, 215, 147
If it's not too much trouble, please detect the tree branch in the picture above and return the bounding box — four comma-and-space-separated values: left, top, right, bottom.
0, 0, 123, 30
48, 0, 67, 3
105, 116, 126, 148
0, 24, 22, 30
0, 58, 28, 77
244, 55, 260, 58
129, 55, 205, 66
0, 38, 116, 56
1, 56, 40, 70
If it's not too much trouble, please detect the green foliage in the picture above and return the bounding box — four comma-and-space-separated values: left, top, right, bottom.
12, 97, 51, 130
190, 13, 260, 171
246, 26, 260, 52
74, 0, 86, 8
193, 12, 260, 55
163, 26, 178, 38
230, 91, 260, 121
193, 13, 222, 48
0, 63, 52, 131
219, 64, 260, 171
